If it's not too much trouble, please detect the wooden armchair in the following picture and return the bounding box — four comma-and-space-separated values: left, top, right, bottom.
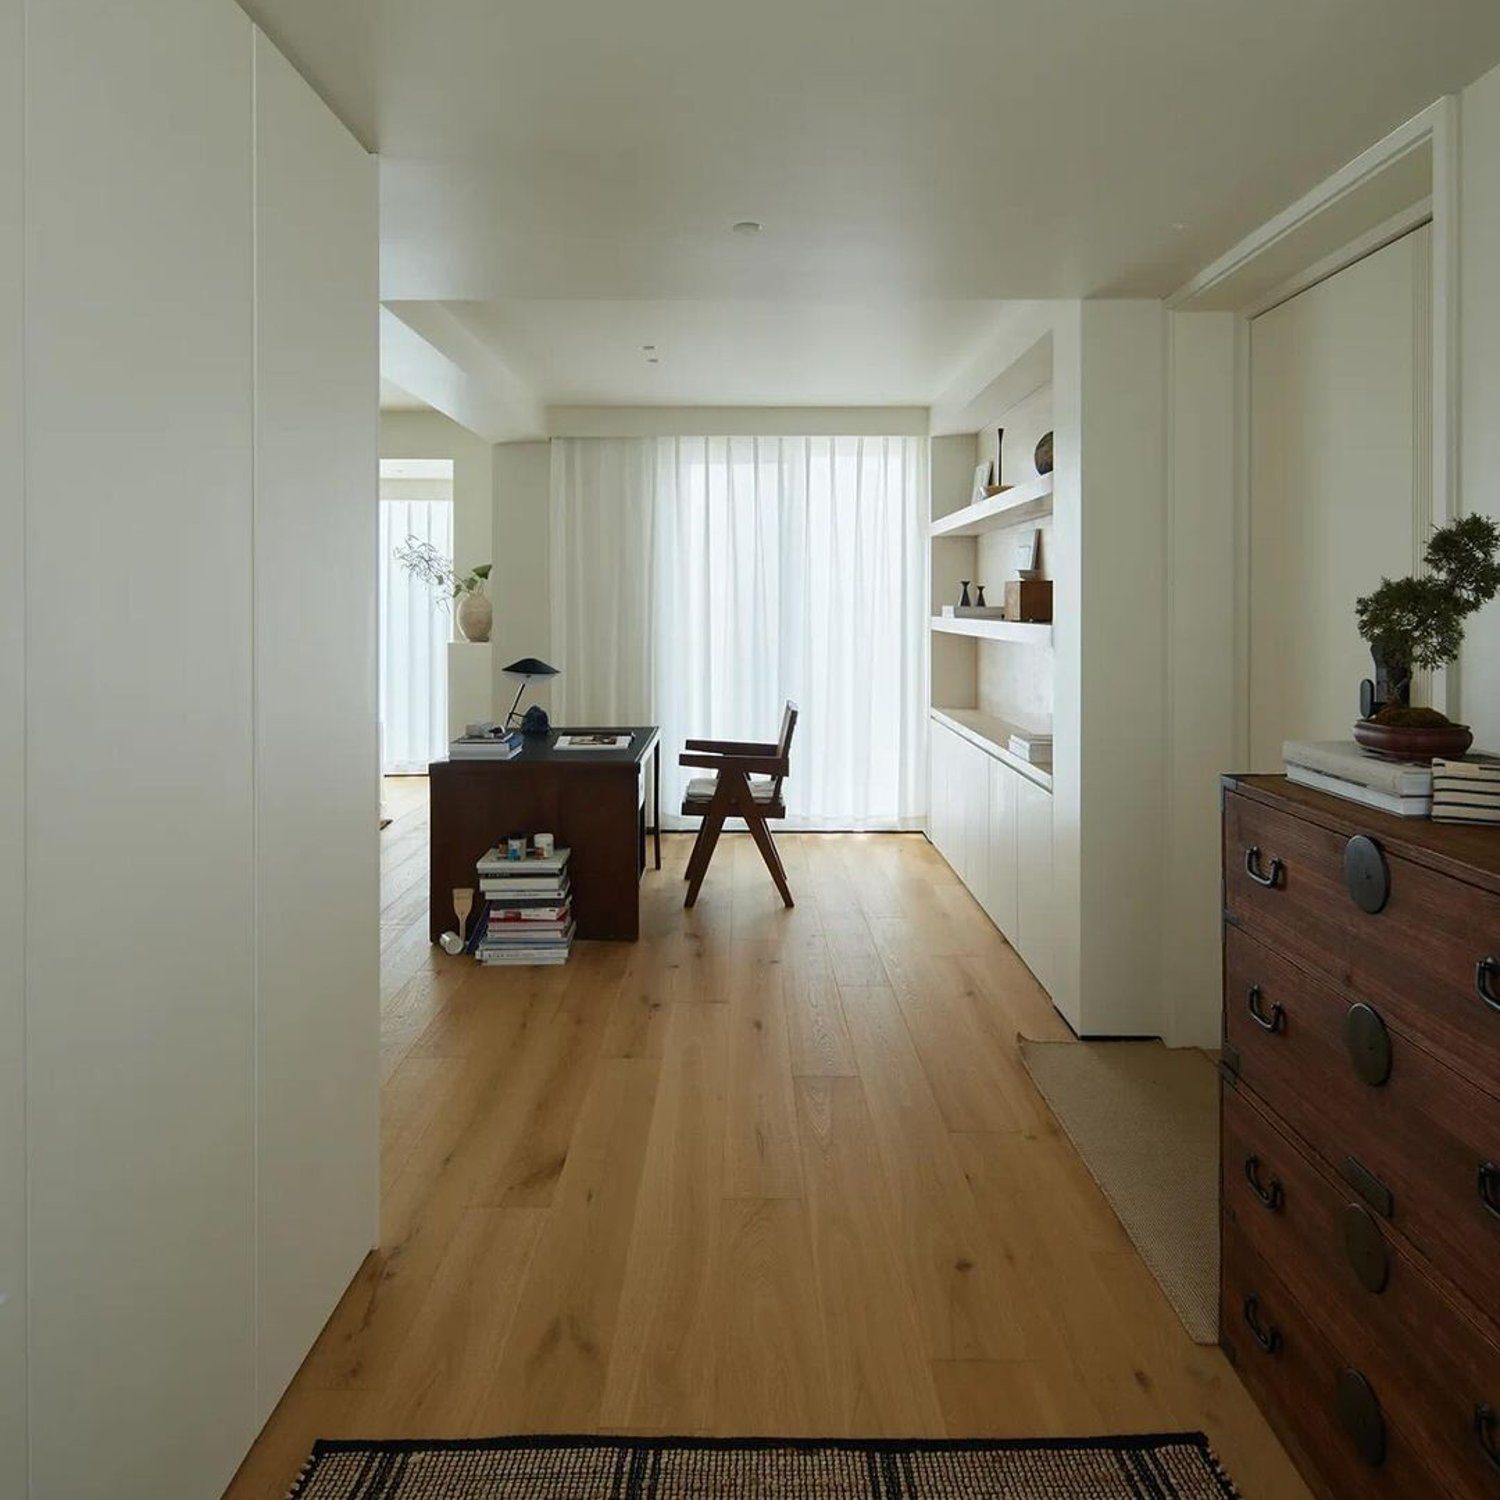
679, 702, 798, 908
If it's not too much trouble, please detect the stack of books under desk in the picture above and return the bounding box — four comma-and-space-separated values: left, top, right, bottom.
472, 845, 575, 965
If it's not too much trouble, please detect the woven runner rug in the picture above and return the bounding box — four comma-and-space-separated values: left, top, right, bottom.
287, 1434, 1239, 1498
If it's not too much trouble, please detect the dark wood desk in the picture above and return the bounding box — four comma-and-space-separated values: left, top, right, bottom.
429, 726, 661, 943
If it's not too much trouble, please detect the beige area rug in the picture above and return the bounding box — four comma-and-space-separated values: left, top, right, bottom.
1020, 1039, 1219, 1344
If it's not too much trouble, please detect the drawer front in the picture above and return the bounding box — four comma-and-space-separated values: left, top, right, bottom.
1223, 1087, 1500, 1497
1224, 924, 1500, 1318
1221, 1222, 1444, 1499
1224, 789, 1500, 1089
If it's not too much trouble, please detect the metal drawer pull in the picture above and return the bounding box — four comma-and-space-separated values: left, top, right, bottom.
1478, 957, 1500, 1014
1476, 1404, 1500, 1473
1244, 1155, 1284, 1211
1480, 1162, 1500, 1222
1246, 984, 1285, 1034
1242, 1293, 1282, 1354
1244, 845, 1283, 889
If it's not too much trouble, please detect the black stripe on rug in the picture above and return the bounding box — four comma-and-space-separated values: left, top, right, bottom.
285, 1433, 1239, 1499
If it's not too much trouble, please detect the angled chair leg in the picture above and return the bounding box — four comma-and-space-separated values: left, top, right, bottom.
684, 818, 711, 882
684, 812, 725, 907
746, 814, 795, 908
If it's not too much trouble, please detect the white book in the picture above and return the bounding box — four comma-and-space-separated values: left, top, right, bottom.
1432, 756, 1500, 782
1286, 763, 1431, 818
477, 846, 571, 875
1283, 739, 1431, 797
555, 732, 631, 750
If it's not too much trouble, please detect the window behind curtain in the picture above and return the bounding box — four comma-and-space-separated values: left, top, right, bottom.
551, 435, 928, 829
378, 459, 454, 773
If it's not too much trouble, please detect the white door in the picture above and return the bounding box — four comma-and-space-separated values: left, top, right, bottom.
986, 758, 1019, 942
1248, 226, 1432, 767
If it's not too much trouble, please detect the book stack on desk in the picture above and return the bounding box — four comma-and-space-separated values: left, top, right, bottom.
449, 726, 524, 760
473, 845, 574, 965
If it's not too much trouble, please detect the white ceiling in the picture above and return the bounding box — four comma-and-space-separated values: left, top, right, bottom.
243, 0, 1500, 414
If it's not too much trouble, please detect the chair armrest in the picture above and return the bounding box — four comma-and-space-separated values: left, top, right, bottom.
679, 751, 785, 775
683, 737, 778, 754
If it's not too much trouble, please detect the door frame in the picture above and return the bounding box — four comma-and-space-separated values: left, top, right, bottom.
1170, 96, 1459, 734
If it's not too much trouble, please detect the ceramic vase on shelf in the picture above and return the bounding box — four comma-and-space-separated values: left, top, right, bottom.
455, 587, 492, 643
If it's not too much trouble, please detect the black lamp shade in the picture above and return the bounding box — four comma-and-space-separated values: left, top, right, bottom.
502, 657, 559, 678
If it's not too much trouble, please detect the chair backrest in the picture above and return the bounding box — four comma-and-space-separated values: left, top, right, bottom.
771, 701, 798, 796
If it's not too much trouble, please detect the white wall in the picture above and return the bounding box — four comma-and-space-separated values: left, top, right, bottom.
1163, 312, 1237, 1049
1460, 63, 1500, 748
0, 0, 25, 1488
251, 29, 379, 1421
15, 5, 377, 1495
493, 440, 554, 718
25, 5, 259, 1491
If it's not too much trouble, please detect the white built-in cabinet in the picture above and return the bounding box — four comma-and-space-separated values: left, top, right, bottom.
929, 717, 1054, 992
12, 5, 377, 1496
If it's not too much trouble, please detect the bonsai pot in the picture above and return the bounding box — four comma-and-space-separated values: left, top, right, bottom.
1353, 718, 1473, 763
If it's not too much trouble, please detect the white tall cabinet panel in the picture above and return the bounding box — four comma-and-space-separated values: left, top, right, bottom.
252, 31, 379, 1421
984, 759, 1018, 941
23, 1, 258, 1494
1015, 776, 1056, 1003
0, 0, 26, 1488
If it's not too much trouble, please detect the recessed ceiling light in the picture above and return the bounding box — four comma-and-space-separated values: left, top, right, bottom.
1170, 222, 1190, 232
732, 220, 763, 236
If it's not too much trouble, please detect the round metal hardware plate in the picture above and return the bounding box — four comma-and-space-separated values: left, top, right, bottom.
1343, 835, 1390, 914
1342, 1203, 1390, 1294
1344, 1003, 1393, 1087
1337, 1368, 1387, 1466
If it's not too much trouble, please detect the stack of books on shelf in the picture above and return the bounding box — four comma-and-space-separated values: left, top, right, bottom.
449, 724, 523, 760
1431, 758, 1500, 825
471, 844, 574, 965
1283, 740, 1433, 817
1007, 727, 1053, 768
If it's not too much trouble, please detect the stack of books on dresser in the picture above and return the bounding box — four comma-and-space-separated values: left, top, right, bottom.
1282, 739, 1433, 816
1431, 758, 1500, 825
449, 725, 523, 760
472, 845, 574, 965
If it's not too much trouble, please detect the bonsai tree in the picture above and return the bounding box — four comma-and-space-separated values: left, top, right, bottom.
1355, 513, 1500, 722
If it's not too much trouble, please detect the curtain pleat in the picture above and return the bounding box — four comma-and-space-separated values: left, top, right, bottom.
378, 496, 452, 773
550, 434, 928, 830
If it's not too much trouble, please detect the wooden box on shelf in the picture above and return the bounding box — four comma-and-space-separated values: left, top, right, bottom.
1004, 579, 1053, 623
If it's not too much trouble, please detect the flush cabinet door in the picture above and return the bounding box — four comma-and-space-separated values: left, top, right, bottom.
960, 738, 992, 916
1015, 775, 1055, 993
986, 759, 1019, 942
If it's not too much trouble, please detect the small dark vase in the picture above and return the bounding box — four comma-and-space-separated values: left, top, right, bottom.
975, 585, 987, 607
959, 581, 972, 608
1034, 431, 1054, 476
1368, 647, 1412, 714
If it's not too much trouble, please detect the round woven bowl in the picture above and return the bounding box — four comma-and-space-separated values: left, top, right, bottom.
1352, 718, 1473, 763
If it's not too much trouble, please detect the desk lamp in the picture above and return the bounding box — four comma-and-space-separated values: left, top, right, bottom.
503, 657, 559, 734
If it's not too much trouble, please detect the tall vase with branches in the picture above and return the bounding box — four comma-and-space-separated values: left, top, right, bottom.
394, 535, 494, 642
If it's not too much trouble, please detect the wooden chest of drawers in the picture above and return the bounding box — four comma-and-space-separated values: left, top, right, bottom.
1220, 774, 1500, 1499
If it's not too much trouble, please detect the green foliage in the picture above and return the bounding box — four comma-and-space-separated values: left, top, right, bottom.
393, 534, 494, 604
1355, 514, 1499, 670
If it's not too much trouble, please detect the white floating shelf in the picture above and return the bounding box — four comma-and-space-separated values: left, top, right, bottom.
930, 473, 1053, 538
931, 615, 1052, 646
931, 707, 1053, 792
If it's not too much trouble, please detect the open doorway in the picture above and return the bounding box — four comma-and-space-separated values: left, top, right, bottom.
378, 457, 455, 774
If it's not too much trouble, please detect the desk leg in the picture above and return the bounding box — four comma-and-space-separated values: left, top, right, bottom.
653, 741, 662, 869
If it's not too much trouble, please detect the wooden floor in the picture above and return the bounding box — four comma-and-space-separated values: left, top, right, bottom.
224, 777, 1307, 1499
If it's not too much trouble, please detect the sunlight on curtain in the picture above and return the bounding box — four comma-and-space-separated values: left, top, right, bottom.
551, 435, 928, 829
378, 464, 453, 773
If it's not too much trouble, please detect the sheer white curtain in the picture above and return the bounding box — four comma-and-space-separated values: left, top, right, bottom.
378, 467, 453, 772
551, 435, 928, 829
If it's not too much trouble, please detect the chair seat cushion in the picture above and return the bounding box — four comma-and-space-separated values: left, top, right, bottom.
684, 775, 778, 803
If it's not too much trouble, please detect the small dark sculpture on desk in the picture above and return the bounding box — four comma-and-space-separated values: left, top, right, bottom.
1352, 514, 1498, 760
503, 656, 559, 735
